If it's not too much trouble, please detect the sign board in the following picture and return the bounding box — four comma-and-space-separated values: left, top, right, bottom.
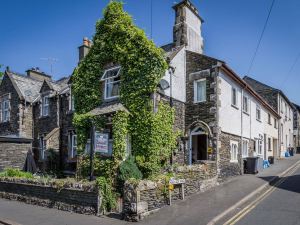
94, 132, 109, 153
169, 177, 185, 185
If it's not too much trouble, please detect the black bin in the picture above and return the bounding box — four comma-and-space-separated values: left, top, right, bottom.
268, 156, 274, 164
245, 157, 259, 174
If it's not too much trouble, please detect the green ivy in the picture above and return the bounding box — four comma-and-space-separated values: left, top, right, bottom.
72, 1, 179, 179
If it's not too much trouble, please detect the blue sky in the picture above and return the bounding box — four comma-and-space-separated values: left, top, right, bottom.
0, 0, 299, 104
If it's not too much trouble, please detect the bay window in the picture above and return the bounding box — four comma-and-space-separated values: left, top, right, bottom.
41, 96, 49, 116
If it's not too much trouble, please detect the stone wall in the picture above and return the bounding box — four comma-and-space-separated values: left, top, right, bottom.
218, 132, 243, 179
124, 162, 218, 221
59, 93, 76, 171
0, 137, 31, 171
185, 51, 219, 161
0, 75, 21, 136
0, 179, 100, 215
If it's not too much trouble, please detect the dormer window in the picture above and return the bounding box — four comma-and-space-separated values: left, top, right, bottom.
101, 66, 121, 100
0, 94, 10, 123
41, 96, 49, 116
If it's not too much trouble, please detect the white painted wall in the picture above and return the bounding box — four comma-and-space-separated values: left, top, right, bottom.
184, 7, 203, 54
218, 71, 279, 159
161, 47, 186, 102
278, 95, 294, 155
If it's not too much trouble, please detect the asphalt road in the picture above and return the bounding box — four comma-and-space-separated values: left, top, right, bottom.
228, 163, 300, 225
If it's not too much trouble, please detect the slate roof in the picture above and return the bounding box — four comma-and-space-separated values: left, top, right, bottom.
7, 71, 70, 103
244, 76, 295, 109
89, 102, 129, 116
161, 43, 185, 61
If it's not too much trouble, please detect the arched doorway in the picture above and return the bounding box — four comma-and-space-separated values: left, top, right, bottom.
187, 121, 212, 165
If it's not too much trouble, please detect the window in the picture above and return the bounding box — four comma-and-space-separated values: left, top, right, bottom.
257, 135, 263, 155
274, 118, 278, 129
230, 141, 238, 162
68, 133, 77, 158
1, 95, 10, 122
242, 140, 248, 158
41, 96, 49, 116
39, 136, 47, 160
268, 138, 272, 151
69, 88, 75, 111
256, 106, 261, 121
101, 66, 121, 100
194, 79, 206, 103
243, 96, 249, 113
268, 113, 272, 125
231, 87, 237, 107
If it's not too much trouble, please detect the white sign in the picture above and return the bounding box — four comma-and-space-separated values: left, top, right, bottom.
169, 177, 185, 185
94, 132, 109, 153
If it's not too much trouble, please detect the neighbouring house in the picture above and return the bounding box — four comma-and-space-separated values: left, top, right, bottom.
243, 76, 295, 157
293, 103, 300, 151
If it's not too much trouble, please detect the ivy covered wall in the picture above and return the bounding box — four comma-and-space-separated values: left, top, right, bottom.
72, 1, 179, 178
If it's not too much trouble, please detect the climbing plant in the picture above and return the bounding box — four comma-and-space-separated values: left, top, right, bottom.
72, 1, 178, 180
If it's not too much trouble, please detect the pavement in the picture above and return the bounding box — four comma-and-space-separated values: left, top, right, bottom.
0, 155, 300, 225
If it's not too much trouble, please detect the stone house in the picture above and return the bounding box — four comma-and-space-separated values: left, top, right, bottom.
0, 67, 76, 171
243, 76, 295, 157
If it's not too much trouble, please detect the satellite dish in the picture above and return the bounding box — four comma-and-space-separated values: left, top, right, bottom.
159, 79, 170, 90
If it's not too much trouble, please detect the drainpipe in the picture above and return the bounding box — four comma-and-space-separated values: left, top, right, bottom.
215, 66, 220, 174
168, 66, 175, 108
240, 87, 244, 175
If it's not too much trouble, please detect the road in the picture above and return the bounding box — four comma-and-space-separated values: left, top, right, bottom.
0, 156, 300, 225
221, 161, 300, 225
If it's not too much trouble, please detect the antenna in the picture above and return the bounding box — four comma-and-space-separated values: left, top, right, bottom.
150, 0, 153, 39
40, 57, 58, 75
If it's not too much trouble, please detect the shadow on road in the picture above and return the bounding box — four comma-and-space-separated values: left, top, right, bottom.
258, 174, 300, 194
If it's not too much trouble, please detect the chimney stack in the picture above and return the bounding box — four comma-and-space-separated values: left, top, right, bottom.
78, 37, 92, 62
26, 67, 52, 81
173, 0, 204, 54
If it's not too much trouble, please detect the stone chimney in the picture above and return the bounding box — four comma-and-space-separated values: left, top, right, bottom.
26, 67, 52, 82
173, 0, 204, 54
78, 37, 92, 62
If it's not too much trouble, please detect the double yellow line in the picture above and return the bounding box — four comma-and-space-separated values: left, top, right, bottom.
223, 162, 300, 225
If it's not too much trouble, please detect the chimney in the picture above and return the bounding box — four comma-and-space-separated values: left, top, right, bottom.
26, 67, 52, 82
173, 0, 204, 54
78, 37, 92, 62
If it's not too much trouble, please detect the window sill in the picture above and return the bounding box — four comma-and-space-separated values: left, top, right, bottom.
243, 111, 250, 116
268, 149, 272, 152
230, 160, 238, 163
194, 100, 207, 104
231, 104, 239, 110
256, 119, 262, 123
39, 115, 50, 119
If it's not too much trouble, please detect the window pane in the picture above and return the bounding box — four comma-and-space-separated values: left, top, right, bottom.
196, 80, 206, 102
102, 67, 121, 80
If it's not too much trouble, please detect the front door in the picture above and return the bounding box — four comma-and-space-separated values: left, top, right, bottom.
189, 127, 208, 164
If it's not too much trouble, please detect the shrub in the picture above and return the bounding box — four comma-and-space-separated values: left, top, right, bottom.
96, 176, 116, 213
0, 168, 34, 179
117, 156, 142, 187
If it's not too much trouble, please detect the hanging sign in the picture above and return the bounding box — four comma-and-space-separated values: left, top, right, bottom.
94, 132, 109, 153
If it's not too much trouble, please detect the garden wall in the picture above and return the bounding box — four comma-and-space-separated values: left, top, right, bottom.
0, 178, 100, 215
124, 162, 218, 221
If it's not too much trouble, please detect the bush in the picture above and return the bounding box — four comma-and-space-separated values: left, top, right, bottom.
117, 156, 142, 186
96, 176, 116, 213
0, 168, 34, 179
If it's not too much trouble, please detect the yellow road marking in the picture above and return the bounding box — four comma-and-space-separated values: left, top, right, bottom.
223, 163, 300, 225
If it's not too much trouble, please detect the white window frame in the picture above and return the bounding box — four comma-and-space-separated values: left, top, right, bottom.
242, 96, 249, 113
69, 88, 75, 111
268, 113, 272, 125
242, 140, 249, 158
231, 87, 238, 107
0, 94, 10, 123
257, 135, 263, 156
194, 79, 207, 103
42, 96, 49, 116
101, 66, 121, 100
230, 141, 239, 163
256, 106, 261, 121
68, 133, 77, 158
39, 136, 46, 160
